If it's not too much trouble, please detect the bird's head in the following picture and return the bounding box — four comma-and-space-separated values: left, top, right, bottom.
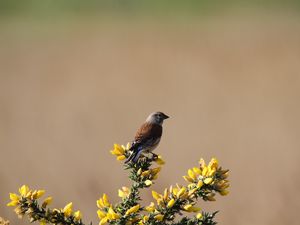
146, 112, 169, 125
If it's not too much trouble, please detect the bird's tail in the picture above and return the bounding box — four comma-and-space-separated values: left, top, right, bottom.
125, 148, 143, 164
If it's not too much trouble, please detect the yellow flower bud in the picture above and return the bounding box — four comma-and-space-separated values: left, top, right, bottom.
196, 213, 203, 219
143, 215, 149, 223
188, 169, 196, 180
154, 214, 164, 221
118, 186, 130, 198
206, 193, 216, 201
137, 168, 142, 175
144, 180, 152, 186
9, 193, 20, 201
152, 191, 161, 201
155, 155, 165, 165
97, 210, 106, 219
42, 197, 52, 208
204, 177, 213, 185
208, 158, 218, 169
111, 144, 124, 155
183, 204, 192, 211
117, 155, 126, 161
74, 210, 82, 221
141, 170, 151, 177
125, 204, 140, 216
36, 190, 45, 199
188, 188, 198, 197
7, 199, 19, 207
63, 202, 73, 217
197, 180, 204, 188
183, 204, 201, 212
220, 190, 229, 196
19, 185, 29, 197
167, 198, 175, 208
199, 158, 206, 168
107, 207, 120, 220
151, 167, 161, 176
99, 217, 108, 225
183, 176, 194, 182
145, 202, 155, 212
172, 187, 178, 196
102, 194, 110, 207
176, 187, 186, 198
163, 188, 169, 200
193, 167, 202, 175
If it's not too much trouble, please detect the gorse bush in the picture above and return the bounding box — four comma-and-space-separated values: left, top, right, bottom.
7, 143, 229, 225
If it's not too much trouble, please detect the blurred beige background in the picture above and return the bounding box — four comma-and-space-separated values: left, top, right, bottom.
1, 2, 300, 225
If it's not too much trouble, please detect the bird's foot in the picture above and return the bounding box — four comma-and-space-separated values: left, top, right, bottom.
151, 153, 158, 160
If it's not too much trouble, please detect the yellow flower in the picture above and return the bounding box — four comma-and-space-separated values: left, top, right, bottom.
141, 170, 151, 177
155, 155, 165, 165
121, 143, 131, 151
193, 167, 201, 175
9, 193, 19, 201
204, 177, 213, 185
151, 167, 161, 176
118, 187, 130, 198
196, 213, 203, 219
183, 204, 201, 212
107, 207, 120, 220
117, 155, 126, 161
199, 158, 206, 168
99, 217, 108, 225
197, 180, 204, 188
110, 144, 125, 156
74, 210, 82, 221
188, 188, 198, 197
63, 202, 73, 217
25, 190, 33, 198
144, 180, 152, 186
167, 198, 175, 208
163, 188, 169, 200
97, 194, 110, 208
125, 204, 140, 216
208, 168, 216, 176
40, 220, 46, 225
33, 190, 45, 199
42, 197, 52, 208
220, 190, 229, 196
183, 204, 192, 211
7, 193, 20, 206
176, 187, 186, 198
208, 158, 218, 169
142, 215, 149, 223
14, 206, 22, 217
137, 168, 142, 175
188, 169, 196, 180
202, 166, 208, 176
152, 191, 161, 201
183, 176, 194, 182
154, 214, 164, 221
206, 193, 216, 201
97, 210, 106, 219
97, 199, 104, 208
19, 185, 29, 197
145, 202, 155, 212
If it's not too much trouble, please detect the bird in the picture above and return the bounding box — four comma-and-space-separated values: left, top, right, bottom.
125, 112, 169, 164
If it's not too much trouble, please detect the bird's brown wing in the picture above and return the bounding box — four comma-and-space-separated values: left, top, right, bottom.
130, 122, 162, 150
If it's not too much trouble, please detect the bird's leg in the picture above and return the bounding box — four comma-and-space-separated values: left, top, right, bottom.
151, 153, 158, 160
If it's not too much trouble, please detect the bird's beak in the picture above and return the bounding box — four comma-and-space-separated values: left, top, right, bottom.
163, 114, 170, 119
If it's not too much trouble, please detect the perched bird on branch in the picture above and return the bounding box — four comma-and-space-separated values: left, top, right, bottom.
125, 112, 169, 164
